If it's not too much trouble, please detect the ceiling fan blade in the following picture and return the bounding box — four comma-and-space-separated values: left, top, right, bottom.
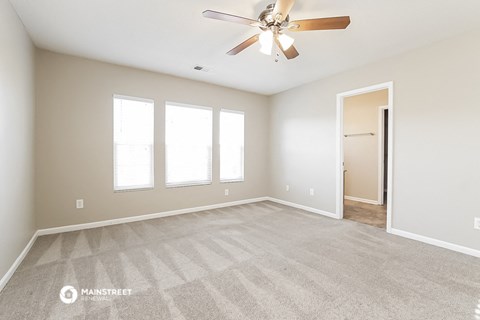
289, 16, 351, 32
227, 34, 260, 55
272, 0, 296, 22
275, 37, 299, 60
203, 10, 259, 26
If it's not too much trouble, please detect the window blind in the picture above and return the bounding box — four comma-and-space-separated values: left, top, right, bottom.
220, 109, 245, 182
113, 95, 154, 191
165, 102, 213, 187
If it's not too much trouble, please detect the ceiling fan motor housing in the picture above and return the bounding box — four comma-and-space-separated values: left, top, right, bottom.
258, 3, 290, 31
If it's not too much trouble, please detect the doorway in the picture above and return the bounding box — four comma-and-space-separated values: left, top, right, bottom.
336, 82, 393, 232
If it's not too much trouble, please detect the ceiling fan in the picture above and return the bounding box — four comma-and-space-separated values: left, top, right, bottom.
202, 0, 351, 60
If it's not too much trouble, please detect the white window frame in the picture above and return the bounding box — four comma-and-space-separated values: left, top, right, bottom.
165, 101, 213, 188
220, 108, 245, 183
113, 94, 155, 192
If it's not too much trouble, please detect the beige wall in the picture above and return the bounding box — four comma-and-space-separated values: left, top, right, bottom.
35, 50, 269, 229
344, 90, 388, 201
269, 29, 480, 251
0, 0, 36, 281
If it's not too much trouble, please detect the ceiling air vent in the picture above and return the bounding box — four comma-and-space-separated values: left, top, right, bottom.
193, 65, 210, 72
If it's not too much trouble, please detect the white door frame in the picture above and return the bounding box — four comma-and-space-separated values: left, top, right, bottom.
336, 82, 394, 233
377, 105, 388, 205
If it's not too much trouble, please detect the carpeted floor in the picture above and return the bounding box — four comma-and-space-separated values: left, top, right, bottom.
0, 201, 479, 319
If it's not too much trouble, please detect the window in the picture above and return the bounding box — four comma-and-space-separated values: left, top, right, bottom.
165, 102, 212, 187
113, 95, 154, 191
220, 109, 244, 182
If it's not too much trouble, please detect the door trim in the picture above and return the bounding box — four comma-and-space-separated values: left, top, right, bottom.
378, 105, 388, 205
336, 82, 394, 233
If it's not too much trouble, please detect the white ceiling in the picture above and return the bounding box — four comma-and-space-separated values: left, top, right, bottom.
9, 0, 480, 95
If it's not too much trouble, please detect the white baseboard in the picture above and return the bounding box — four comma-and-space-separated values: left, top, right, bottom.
390, 228, 480, 258
37, 197, 269, 236
0, 230, 39, 292
266, 197, 339, 219
344, 196, 379, 205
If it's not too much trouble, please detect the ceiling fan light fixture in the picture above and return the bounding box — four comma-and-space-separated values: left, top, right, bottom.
259, 29, 274, 55
278, 33, 294, 50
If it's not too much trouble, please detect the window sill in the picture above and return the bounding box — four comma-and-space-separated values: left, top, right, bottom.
114, 187, 154, 193
220, 179, 244, 184
166, 182, 212, 189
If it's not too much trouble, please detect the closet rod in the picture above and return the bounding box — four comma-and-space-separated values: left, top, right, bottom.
344, 132, 375, 137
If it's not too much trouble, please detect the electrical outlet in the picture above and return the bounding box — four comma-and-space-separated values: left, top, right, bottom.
286, 185, 290, 192
224, 189, 229, 196
309, 188, 315, 196
76, 199, 84, 209
474, 217, 480, 230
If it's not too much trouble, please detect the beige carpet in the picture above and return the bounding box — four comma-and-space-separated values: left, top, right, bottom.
0, 201, 479, 319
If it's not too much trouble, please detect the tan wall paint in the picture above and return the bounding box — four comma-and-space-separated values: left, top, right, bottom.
269, 29, 480, 251
0, 0, 36, 280
344, 90, 388, 201
35, 50, 269, 229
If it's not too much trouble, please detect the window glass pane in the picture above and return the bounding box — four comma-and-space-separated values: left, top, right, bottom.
165, 103, 212, 187
220, 110, 244, 182
114, 96, 154, 190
